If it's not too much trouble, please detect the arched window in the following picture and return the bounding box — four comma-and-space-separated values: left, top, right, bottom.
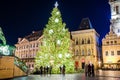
88, 49, 91, 56
82, 50, 84, 56
82, 39, 84, 44
76, 39, 78, 45
116, 6, 119, 14
75, 50, 79, 56
88, 38, 90, 44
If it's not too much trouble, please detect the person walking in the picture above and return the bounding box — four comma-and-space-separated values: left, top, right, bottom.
59, 66, 62, 74
88, 62, 92, 77
40, 66, 43, 75
84, 64, 88, 77
49, 66, 52, 75
91, 64, 95, 77
62, 65, 66, 75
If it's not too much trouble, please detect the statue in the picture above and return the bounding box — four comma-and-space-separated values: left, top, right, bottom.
0, 27, 6, 45
0, 27, 11, 55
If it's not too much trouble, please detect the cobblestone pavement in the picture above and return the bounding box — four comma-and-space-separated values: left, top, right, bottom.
11, 73, 120, 80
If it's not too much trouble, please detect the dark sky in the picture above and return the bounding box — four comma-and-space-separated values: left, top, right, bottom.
0, 0, 110, 46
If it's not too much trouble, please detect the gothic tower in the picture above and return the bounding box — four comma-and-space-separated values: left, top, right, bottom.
109, 0, 120, 36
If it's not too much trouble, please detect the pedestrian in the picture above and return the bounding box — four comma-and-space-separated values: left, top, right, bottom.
91, 64, 95, 77
88, 63, 92, 77
49, 66, 52, 75
40, 66, 43, 75
46, 66, 49, 74
63, 65, 66, 75
59, 66, 62, 74
84, 64, 88, 77
43, 66, 46, 74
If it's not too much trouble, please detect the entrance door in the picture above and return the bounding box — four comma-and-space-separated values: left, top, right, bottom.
82, 62, 85, 69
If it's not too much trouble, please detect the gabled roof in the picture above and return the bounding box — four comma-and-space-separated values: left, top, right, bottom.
24, 30, 43, 41
78, 18, 93, 30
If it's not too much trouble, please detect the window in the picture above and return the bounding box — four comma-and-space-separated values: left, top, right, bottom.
118, 29, 120, 33
114, 41, 117, 44
88, 39, 90, 44
105, 51, 108, 56
82, 50, 84, 56
82, 39, 84, 44
106, 41, 109, 45
75, 50, 78, 56
111, 51, 114, 56
117, 51, 120, 55
111, 41, 113, 44
88, 49, 91, 56
76, 40, 78, 45
116, 6, 119, 14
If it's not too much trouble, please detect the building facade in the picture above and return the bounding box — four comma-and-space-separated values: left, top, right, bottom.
109, 0, 120, 36
15, 31, 43, 73
71, 18, 101, 70
15, 18, 101, 72
102, 26, 120, 69
102, 0, 120, 69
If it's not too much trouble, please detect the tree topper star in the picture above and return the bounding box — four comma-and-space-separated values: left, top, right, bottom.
55, 1, 58, 8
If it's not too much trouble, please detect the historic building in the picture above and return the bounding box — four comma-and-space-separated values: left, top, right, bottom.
102, 26, 120, 69
102, 0, 120, 69
15, 31, 43, 73
109, 0, 120, 36
71, 18, 101, 70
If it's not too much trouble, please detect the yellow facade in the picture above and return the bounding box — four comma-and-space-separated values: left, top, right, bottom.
102, 29, 120, 69
0, 56, 27, 79
15, 31, 43, 73
71, 29, 100, 69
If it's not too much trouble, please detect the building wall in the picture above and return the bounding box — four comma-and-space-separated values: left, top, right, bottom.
0, 56, 14, 79
0, 56, 27, 79
71, 29, 100, 69
15, 34, 43, 73
102, 31, 120, 68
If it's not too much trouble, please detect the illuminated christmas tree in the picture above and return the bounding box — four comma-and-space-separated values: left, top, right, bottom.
35, 2, 74, 73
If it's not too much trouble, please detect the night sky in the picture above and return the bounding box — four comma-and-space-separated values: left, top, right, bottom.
0, 0, 110, 46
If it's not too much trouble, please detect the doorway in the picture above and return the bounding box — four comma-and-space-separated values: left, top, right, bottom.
82, 62, 85, 69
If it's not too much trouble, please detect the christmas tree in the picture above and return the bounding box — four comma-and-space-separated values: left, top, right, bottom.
35, 2, 74, 73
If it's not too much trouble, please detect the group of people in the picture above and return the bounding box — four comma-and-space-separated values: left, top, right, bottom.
35, 65, 66, 75
84, 62, 95, 77
59, 65, 66, 75
39, 66, 52, 75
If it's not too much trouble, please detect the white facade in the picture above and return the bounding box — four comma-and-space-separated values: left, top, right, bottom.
109, 0, 120, 36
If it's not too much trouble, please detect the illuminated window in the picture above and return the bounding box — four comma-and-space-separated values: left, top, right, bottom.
105, 51, 108, 56
88, 49, 91, 56
82, 50, 84, 56
75, 50, 78, 56
111, 51, 114, 56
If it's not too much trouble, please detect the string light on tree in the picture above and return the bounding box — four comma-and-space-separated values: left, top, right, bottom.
49, 29, 53, 34
55, 18, 59, 23
35, 1, 74, 73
